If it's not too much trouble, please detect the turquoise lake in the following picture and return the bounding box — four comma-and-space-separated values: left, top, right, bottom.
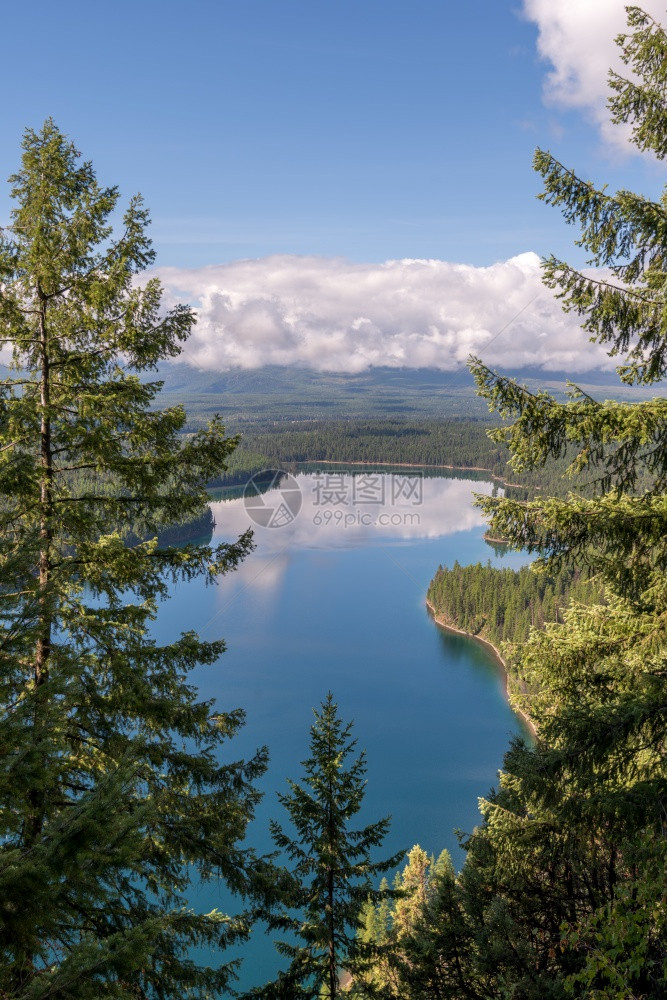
151, 467, 530, 989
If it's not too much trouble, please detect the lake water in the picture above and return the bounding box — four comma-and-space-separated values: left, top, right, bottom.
151, 467, 530, 989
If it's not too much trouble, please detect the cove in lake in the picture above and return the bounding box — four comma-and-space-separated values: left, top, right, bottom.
150, 467, 530, 989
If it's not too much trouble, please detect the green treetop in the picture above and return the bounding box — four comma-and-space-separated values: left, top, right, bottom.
0, 120, 266, 998
254, 694, 402, 1000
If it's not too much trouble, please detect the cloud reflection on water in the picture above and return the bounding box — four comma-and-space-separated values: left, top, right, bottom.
208, 471, 494, 605
212, 470, 494, 553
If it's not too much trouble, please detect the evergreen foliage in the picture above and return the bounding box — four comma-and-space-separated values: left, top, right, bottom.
349, 846, 470, 1000
0, 121, 266, 998
231, 419, 507, 476
356, 7, 667, 997
62, 467, 217, 545
252, 694, 402, 1000
214, 416, 656, 502
464, 7, 667, 992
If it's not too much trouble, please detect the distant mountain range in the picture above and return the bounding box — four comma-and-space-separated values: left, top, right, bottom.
154, 363, 659, 426
1, 361, 657, 426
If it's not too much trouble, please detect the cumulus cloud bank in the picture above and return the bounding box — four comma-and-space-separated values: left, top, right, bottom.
522, 0, 665, 149
154, 254, 613, 374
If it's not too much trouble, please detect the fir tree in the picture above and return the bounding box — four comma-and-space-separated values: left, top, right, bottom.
390, 846, 430, 942
464, 6, 667, 996
0, 121, 266, 998
392, 849, 477, 1000
256, 694, 402, 1000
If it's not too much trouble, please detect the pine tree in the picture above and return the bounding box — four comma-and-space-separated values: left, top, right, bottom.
392, 849, 478, 1000
255, 694, 402, 1000
0, 120, 266, 998
464, 6, 667, 996
390, 845, 430, 942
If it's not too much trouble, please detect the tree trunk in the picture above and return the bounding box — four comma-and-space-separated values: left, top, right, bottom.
26, 291, 53, 846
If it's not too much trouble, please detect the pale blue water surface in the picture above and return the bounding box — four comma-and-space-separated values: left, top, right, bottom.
150, 468, 530, 991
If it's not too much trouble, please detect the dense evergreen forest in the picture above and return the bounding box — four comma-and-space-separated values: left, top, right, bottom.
211, 417, 594, 501
232, 418, 505, 470
427, 561, 604, 646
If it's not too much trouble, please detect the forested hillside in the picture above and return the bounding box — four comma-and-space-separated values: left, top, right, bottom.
159, 361, 658, 425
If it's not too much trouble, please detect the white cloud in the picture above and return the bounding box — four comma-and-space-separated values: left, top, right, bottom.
522, 0, 665, 149
154, 253, 612, 374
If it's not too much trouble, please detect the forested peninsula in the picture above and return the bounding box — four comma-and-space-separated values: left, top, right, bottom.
426, 562, 605, 727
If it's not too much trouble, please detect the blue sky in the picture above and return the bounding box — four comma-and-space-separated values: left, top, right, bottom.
1, 1, 664, 372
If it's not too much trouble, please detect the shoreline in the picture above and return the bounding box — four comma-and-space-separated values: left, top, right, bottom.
296, 458, 525, 488
425, 599, 537, 739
